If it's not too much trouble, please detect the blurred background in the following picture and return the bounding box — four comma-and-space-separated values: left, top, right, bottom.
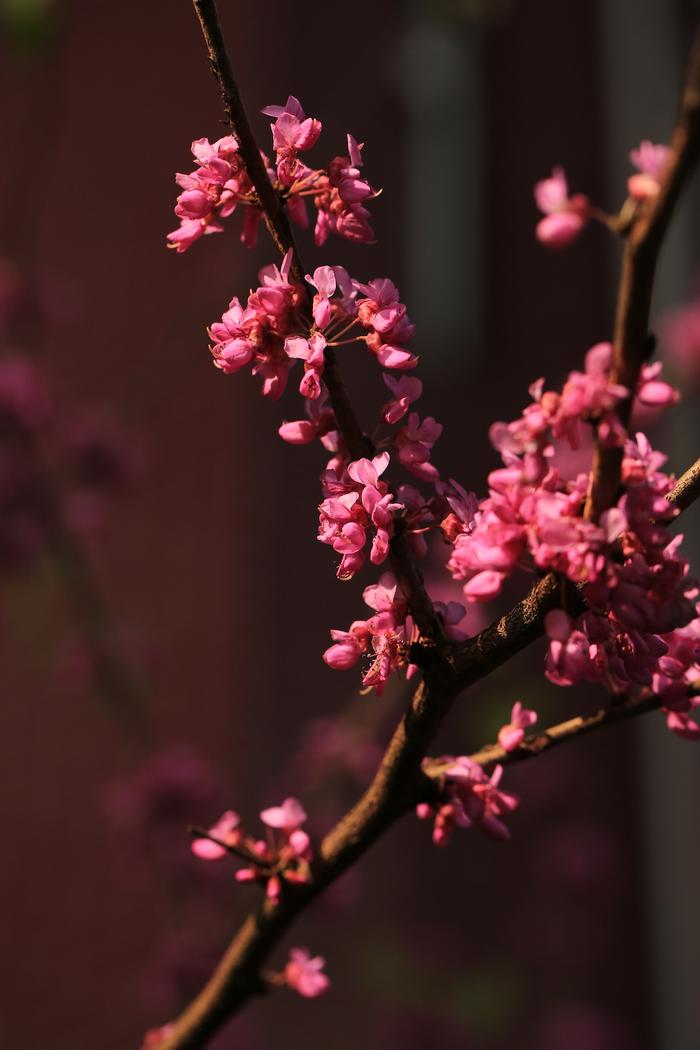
1, 0, 700, 1047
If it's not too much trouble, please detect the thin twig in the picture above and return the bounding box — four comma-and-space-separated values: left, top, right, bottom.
191, 0, 445, 646
424, 691, 663, 777
585, 28, 700, 520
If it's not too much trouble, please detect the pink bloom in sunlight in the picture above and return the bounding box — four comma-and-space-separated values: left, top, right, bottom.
262, 96, 322, 186
284, 948, 330, 998
305, 266, 338, 329
420, 757, 520, 845
497, 701, 538, 751
260, 797, 307, 831
534, 166, 590, 248
278, 393, 337, 447
191, 810, 241, 860
628, 140, 670, 200
382, 373, 423, 424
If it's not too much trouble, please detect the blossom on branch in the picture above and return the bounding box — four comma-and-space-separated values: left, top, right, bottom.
283, 948, 330, 998
419, 757, 520, 844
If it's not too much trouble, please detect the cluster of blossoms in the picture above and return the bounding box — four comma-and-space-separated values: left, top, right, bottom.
170, 96, 700, 923
207, 257, 421, 401
323, 571, 466, 694
415, 702, 537, 846
192, 797, 313, 903
168, 96, 378, 253
444, 338, 700, 738
534, 139, 670, 249
205, 246, 448, 602
418, 757, 520, 845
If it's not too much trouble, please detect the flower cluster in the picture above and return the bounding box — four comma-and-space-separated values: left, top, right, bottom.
205, 241, 451, 609
323, 571, 467, 694
168, 96, 379, 253
534, 139, 669, 249
440, 333, 700, 737
192, 797, 312, 903
445, 342, 678, 604
418, 757, 520, 844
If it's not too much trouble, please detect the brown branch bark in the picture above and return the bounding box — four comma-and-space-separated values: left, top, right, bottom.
585, 28, 700, 520
191, 0, 444, 645
667, 455, 700, 510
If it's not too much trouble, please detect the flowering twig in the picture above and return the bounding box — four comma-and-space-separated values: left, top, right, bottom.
156, 445, 700, 1050
153, 8, 700, 1047
585, 28, 700, 520
426, 691, 666, 777
190, 0, 444, 646
453, 454, 700, 690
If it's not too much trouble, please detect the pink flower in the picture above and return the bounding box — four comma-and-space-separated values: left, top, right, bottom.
168, 135, 253, 251
382, 373, 423, 424
323, 628, 366, 670
305, 266, 338, 329
534, 167, 590, 248
628, 141, 670, 200
262, 96, 322, 185
497, 702, 538, 751
260, 797, 307, 831
312, 138, 378, 247
421, 757, 519, 844
191, 810, 241, 860
323, 573, 411, 694
395, 412, 442, 483
284, 948, 330, 998
278, 394, 337, 447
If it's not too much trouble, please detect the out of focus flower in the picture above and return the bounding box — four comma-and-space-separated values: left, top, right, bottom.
534, 167, 590, 248
498, 701, 538, 751
283, 948, 330, 998
628, 140, 669, 200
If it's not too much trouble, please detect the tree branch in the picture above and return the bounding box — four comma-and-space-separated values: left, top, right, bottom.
157, 449, 700, 1050
585, 28, 700, 520
157, 9, 700, 1049
191, 0, 444, 645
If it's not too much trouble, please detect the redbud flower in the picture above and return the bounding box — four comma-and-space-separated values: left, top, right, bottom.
534, 166, 590, 248
628, 140, 670, 200
497, 702, 538, 752
284, 948, 330, 998
191, 810, 241, 860
260, 797, 307, 831
382, 373, 423, 424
